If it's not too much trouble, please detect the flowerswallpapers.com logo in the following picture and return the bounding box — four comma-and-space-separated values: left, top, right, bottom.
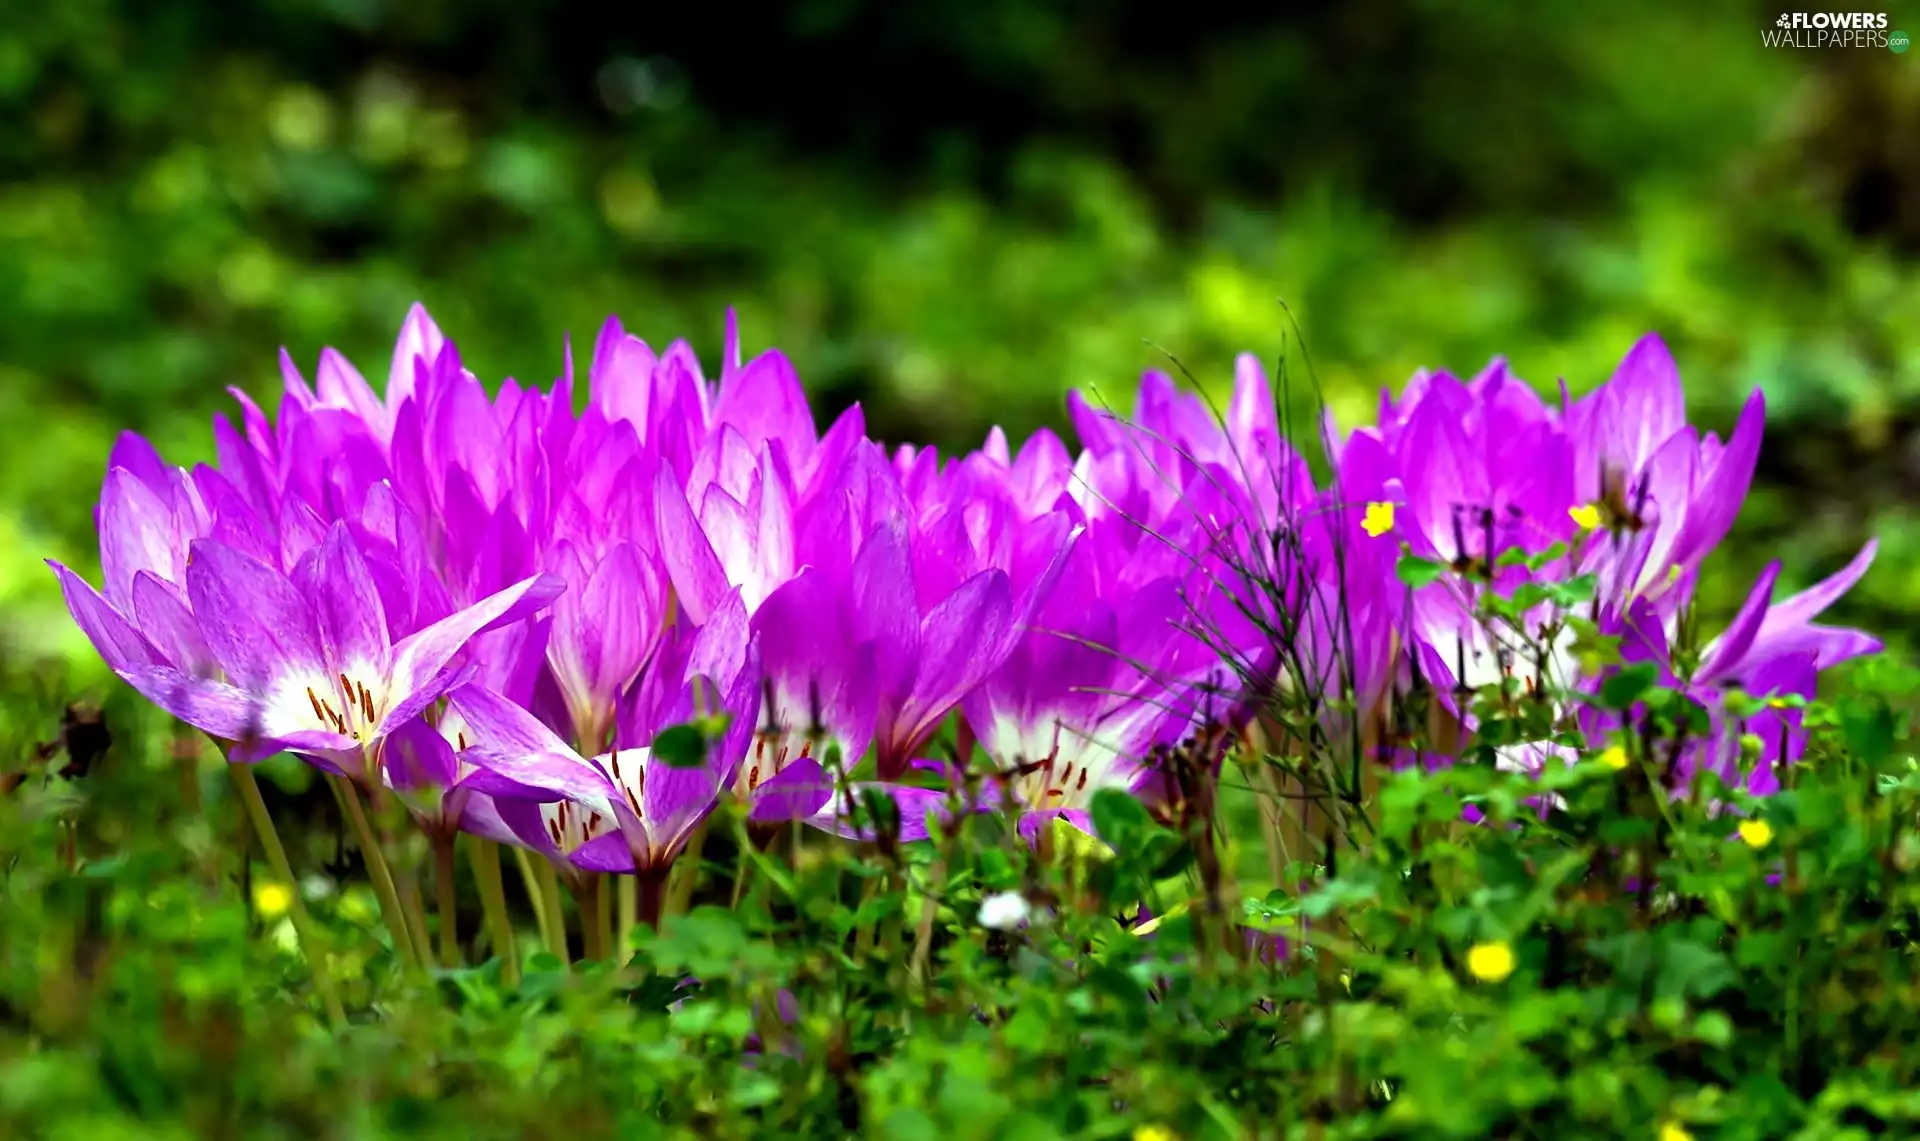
1764, 11, 1897, 47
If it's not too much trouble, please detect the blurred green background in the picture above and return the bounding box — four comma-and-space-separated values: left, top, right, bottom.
2, 0, 1916, 673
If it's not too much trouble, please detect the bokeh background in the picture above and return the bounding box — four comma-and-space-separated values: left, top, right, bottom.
3, 0, 1916, 675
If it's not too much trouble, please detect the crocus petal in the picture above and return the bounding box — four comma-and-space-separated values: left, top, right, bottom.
453, 679, 579, 760
387, 574, 561, 716
1758, 539, 1878, 635
571, 832, 638, 874
107, 432, 172, 496
118, 666, 262, 743
1593, 333, 1686, 480
640, 755, 723, 858
453, 766, 569, 804
806, 783, 953, 842
1669, 389, 1764, 571
548, 542, 662, 743
300, 523, 393, 675
48, 561, 163, 675
316, 347, 386, 426
383, 717, 458, 790
493, 798, 564, 859
388, 303, 446, 414
451, 791, 524, 846
1698, 562, 1780, 685
448, 685, 616, 808
130, 570, 213, 675
712, 349, 816, 467
185, 540, 326, 692
654, 468, 730, 625
1741, 624, 1882, 673
688, 588, 752, 692
747, 756, 836, 823
99, 467, 185, 611
902, 570, 1013, 733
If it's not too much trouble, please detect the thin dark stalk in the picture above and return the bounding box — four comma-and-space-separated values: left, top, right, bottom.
433, 831, 459, 970
230, 763, 346, 1027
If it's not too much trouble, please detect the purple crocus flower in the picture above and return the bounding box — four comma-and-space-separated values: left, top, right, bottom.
1333, 335, 1876, 791
544, 540, 669, 752
734, 567, 880, 827
54, 522, 559, 777
962, 560, 1207, 840
387, 614, 555, 844
380, 715, 527, 847
451, 592, 760, 877
655, 441, 800, 622
53, 304, 1886, 874
1606, 546, 1881, 796
280, 302, 446, 446
856, 524, 1024, 780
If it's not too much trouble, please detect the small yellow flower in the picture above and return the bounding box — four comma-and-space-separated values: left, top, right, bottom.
1466, 940, 1516, 982
1598, 744, 1629, 770
1659, 1120, 1695, 1141
252, 881, 294, 919
1133, 1127, 1178, 1141
1568, 503, 1602, 531
1361, 501, 1395, 538
1737, 819, 1774, 849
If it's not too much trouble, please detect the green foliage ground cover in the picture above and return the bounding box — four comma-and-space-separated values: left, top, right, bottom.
3, 585, 1919, 1138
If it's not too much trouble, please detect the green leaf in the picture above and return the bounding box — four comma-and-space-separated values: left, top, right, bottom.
1396, 555, 1448, 589
1843, 699, 1897, 765
1547, 573, 1598, 607
1525, 541, 1569, 570
1508, 582, 1552, 611
1598, 662, 1660, 710
1089, 788, 1153, 845
651, 723, 710, 769
1002, 1004, 1052, 1052
1657, 938, 1736, 1002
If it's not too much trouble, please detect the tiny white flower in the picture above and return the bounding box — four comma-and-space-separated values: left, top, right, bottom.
978, 890, 1032, 931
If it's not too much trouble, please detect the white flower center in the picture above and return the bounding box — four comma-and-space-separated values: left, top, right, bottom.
264, 660, 390, 746
989, 714, 1133, 812
735, 728, 820, 798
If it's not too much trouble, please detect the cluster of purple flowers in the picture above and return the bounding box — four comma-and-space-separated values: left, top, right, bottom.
51, 306, 1879, 889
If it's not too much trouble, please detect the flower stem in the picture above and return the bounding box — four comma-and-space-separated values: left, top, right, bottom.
173, 727, 203, 815
616, 875, 637, 966
909, 855, 944, 988
666, 818, 708, 919
229, 763, 346, 1028
597, 874, 615, 960
398, 867, 433, 970
1255, 762, 1290, 893
853, 874, 881, 958
511, 845, 558, 957
637, 869, 668, 933
468, 838, 519, 986
534, 857, 571, 967
578, 877, 606, 961
433, 832, 459, 970
327, 773, 420, 972
729, 813, 757, 909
